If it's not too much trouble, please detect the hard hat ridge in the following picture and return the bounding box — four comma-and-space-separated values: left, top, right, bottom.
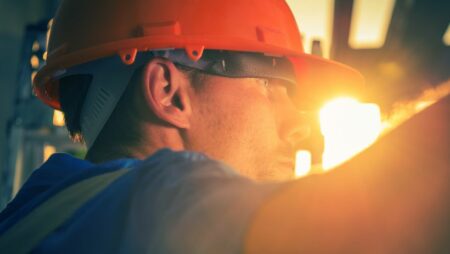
34, 0, 306, 109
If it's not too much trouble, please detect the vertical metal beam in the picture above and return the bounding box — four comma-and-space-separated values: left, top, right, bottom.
330, 0, 353, 60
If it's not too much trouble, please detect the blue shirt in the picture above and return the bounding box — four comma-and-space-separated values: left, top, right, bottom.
0, 149, 281, 253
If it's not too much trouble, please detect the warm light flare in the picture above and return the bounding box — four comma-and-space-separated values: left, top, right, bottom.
53, 110, 65, 127
320, 98, 382, 170
30, 55, 39, 69
317, 81, 450, 172
295, 150, 312, 178
381, 81, 450, 134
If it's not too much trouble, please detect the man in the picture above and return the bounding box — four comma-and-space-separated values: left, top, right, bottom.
1, 0, 449, 253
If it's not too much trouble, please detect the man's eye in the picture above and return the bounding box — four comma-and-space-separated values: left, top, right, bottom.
256, 78, 294, 98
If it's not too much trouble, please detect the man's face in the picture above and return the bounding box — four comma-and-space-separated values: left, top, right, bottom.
186, 74, 310, 181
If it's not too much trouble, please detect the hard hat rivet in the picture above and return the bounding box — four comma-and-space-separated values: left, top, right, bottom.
118, 48, 138, 65
185, 46, 205, 62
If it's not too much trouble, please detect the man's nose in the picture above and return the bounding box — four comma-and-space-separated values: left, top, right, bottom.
280, 109, 311, 150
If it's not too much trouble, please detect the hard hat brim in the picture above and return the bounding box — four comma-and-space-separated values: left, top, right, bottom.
289, 53, 365, 110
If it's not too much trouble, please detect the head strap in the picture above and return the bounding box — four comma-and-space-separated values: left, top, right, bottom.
55, 50, 295, 148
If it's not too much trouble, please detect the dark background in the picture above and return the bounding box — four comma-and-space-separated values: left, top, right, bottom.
0, 0, 59, 192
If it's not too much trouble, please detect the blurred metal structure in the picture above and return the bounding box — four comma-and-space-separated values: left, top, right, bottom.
332, 0, 450, 108
1, 21, 85, 208
292, 0, 449, 167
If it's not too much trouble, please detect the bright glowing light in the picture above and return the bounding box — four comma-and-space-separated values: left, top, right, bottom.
295, 150, 312, 178
286, 0, 334, 58
43, 145, 56, 161
443, 24, 450, 46
30, 55, 40, 69
320, 98, 381, 170
382, 80, 450, 134
415, 101, 434, 111
53, 110, 65, 127
349, 0, 396, 49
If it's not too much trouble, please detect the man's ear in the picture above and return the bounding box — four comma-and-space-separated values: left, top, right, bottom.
141, 58, 192, 129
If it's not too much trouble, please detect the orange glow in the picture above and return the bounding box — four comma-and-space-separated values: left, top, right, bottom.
295, 150, 312, 178
320, 98, 382, 170
30, 55, 39, 69
377, 61, 405, 81
43, 145, 56, 161
382, 80, 450, 134
316, 81, 450, 172
349, 0, 396, 49
53, 110, 65, 127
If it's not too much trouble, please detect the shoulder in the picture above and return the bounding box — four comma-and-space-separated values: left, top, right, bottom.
122, 149, 282, 254
135, 149, 241, 185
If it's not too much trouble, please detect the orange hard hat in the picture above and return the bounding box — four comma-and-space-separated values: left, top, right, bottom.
33, 0, 364, 110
